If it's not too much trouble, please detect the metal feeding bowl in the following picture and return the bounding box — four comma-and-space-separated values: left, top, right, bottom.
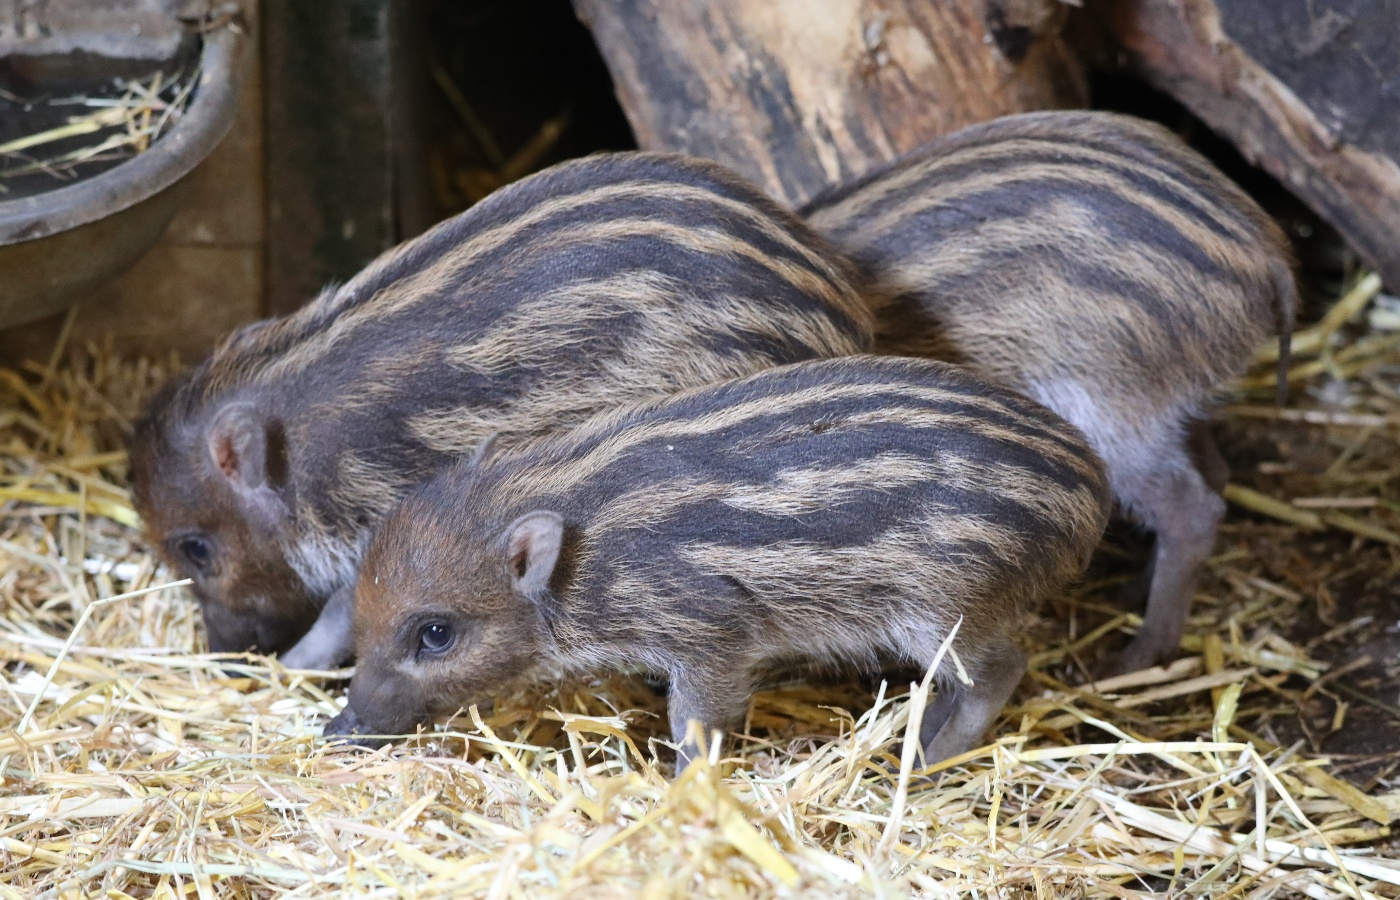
0, 1, 247, 329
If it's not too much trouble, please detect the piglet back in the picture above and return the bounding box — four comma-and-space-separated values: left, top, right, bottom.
804, 111, 1296, 414
443, 356, 1112, 657
141, 153, 875, 533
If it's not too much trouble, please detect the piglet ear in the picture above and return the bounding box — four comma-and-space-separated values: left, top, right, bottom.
207, 403, 293, 503
208, 403, 266, 489
503, 511, 563, 600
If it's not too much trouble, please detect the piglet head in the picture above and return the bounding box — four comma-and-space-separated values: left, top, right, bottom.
326, 477, 562, 744
132, 386, 319, 655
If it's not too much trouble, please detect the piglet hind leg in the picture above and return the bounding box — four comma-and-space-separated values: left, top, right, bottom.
1113, 424, 1229, 638
918, 637, 1026, 767
280, 586, 356, 670
666, 663, 754, 773
1109, 458, 1226, 676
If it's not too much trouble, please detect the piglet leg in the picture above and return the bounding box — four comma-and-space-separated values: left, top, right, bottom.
1110, 461, 1225, 675
1188, 421, 1230, 494
919, 639, 1025, 766
281, 586, 356, 670
667, 664, 753, 772
1116, 423, 1228, 634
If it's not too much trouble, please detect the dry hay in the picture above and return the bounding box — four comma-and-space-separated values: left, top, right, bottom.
2, 274, 1400, 898
0, 56, 199, 193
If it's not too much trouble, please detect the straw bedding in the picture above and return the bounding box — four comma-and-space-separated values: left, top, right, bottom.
2, 273, 1399, 898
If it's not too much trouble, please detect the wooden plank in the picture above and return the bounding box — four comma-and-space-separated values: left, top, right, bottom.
573, 0, 1086, 205
1111, 0, 1400, 289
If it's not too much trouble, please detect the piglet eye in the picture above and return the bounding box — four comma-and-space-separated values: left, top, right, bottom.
177, 536, 213, 573
418, 621, 455, 654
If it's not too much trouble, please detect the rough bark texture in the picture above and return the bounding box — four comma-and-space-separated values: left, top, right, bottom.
1111, 0, 1400, 289
572, 0, 1085, 206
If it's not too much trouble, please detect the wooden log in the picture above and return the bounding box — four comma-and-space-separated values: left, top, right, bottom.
1110, 0, 1400, 289
572, 0, 1085, 206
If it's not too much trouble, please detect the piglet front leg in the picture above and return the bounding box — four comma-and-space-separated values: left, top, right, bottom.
282, 586, 356, 670
919, 638, 1026, 766
667, 662, 753, 772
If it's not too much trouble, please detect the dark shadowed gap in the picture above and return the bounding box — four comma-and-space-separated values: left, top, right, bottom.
420, 0, 637, 224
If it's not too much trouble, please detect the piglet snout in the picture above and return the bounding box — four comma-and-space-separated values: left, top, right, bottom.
322, 706, 391, 749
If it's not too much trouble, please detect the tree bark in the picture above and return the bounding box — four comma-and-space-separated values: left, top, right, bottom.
572, 0, 1086, 206
1110, 0, 1400, 289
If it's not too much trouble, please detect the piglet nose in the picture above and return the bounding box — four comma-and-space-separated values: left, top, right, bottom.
323, 706, 358, 736
322, 707, 392, 749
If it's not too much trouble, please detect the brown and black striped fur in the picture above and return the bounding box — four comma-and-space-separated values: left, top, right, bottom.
130, 152, 874, 665
324, 357, 1112, 769
803, 111, 1298, 673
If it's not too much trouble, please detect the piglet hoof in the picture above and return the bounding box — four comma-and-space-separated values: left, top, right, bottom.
322, 708, 393, 750
1101, 638, 1173, 679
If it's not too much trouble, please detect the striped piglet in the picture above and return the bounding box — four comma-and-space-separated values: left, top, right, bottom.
325, 357, 1112, 768
805, 111, 1298, 673
131, 152, 874, 668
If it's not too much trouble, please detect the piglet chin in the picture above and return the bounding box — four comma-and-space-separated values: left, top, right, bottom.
322, 706, 394, 750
